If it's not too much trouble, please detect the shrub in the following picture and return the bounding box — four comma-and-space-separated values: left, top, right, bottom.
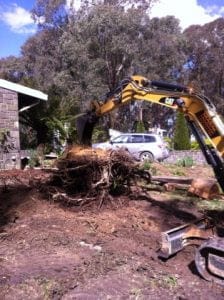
190, 138, 212, 150
92, 127, 109, 143
173, 112, 191, 150
140, 160, 157, 174
0, 130, 15, 153
164, 137, 172, 149
176, 156, 194, 167
135, 121, 146, 133
190, 140, 200, 150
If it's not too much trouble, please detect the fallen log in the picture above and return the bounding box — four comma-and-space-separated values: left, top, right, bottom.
152, 176, 220, 199
163, 182, 189, 192
151, 176, 193, 185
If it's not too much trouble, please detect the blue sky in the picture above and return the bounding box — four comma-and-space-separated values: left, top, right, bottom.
0, 0, 224, 59
0, 0, 36, 58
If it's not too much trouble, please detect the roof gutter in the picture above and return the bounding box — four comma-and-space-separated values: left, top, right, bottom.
0, 79, 48, 101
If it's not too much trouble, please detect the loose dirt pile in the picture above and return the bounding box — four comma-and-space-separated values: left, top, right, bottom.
1, 152, 224, 299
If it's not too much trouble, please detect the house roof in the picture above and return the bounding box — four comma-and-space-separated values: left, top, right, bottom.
0, 79, 48, 101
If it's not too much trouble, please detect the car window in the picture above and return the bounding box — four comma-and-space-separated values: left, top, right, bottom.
131, 135, 144, 143
112, 135, 130, 143
144, 135, 156, 142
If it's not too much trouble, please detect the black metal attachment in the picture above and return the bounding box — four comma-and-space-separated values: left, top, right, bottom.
188, 120, 224, 192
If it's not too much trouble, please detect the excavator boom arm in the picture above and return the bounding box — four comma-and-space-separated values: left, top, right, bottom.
77, 75, 224, 161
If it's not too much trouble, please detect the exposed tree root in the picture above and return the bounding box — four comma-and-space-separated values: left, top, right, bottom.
44, 147, 151, 207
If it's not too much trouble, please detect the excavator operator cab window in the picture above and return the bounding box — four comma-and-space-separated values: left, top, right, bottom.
134, 79, 149, 87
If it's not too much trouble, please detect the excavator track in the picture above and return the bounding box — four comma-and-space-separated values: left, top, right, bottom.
195, 238, 224, 285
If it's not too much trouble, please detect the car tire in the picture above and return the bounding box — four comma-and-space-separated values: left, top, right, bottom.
139, 151, 154, 162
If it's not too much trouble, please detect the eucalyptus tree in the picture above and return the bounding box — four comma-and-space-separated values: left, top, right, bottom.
31, 0, 68, 29
134, 15, 187, 130
58, 4, 152, 104
57, 2, 186, 131
184, 18, 224, 114
0, 0, 188, 140
0, 56, 24, 82
56, 3, 151, 131
18, 0, 71, 147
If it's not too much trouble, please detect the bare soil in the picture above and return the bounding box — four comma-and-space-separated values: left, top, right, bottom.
0, 166, 224, 300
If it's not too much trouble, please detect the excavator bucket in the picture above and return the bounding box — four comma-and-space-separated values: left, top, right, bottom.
76, 112, 99, 146
158, 218, 214, 259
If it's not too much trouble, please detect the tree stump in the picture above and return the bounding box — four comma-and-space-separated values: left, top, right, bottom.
188, 178, 220, 199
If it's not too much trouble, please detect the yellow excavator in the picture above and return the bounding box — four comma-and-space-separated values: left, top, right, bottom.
76, 75, 224, 284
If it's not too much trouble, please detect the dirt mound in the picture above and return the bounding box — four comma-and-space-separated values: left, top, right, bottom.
0, 176, 223, 299
151, 161, 173, 176
65, 145, 109, 159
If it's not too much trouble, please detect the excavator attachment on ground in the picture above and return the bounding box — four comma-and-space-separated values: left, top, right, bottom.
159, 219, 224, 285
76, 75, 224, 284
158, 218, 214, 259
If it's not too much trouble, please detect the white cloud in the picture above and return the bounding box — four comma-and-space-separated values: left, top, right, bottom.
66, 0, 224, 30
205, 4, 224, 15
149, 0, 222, 30
0, 4, 36, 34
66, 0, 81, 11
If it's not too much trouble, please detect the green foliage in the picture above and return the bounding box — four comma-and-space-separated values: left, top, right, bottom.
171, 168, 186, 176
139, 160, 157, 175
0, 130, 15, 153
0, 1, 186, 141
135, 121, 146, 133
31, 0, 67, 29
184, 18, 224, 115
162, 275, 178, 288
58, 4, 185, 117
176, 156, 194, 167
1, 0, 224, 148
44, 116, 77, 148
190, 138, 212, 150
28, 150, 41, 168
163, 137, 172, 149
190, 140, 200, 150
140, 160, 151, 170
197, 198, 224, 211
92, 127, 109, 143
164, 164, 186, 176
173, 112, 191, 150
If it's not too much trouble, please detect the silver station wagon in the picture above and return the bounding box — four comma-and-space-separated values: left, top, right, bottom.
93, 133, 169, 161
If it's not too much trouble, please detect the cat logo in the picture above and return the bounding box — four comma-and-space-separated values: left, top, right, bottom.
164, 97, 176, 106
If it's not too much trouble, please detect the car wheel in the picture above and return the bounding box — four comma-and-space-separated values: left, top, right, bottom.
139, 151, 154, 162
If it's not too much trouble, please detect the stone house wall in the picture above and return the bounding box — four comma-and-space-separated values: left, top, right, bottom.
0, 87, 20, 169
